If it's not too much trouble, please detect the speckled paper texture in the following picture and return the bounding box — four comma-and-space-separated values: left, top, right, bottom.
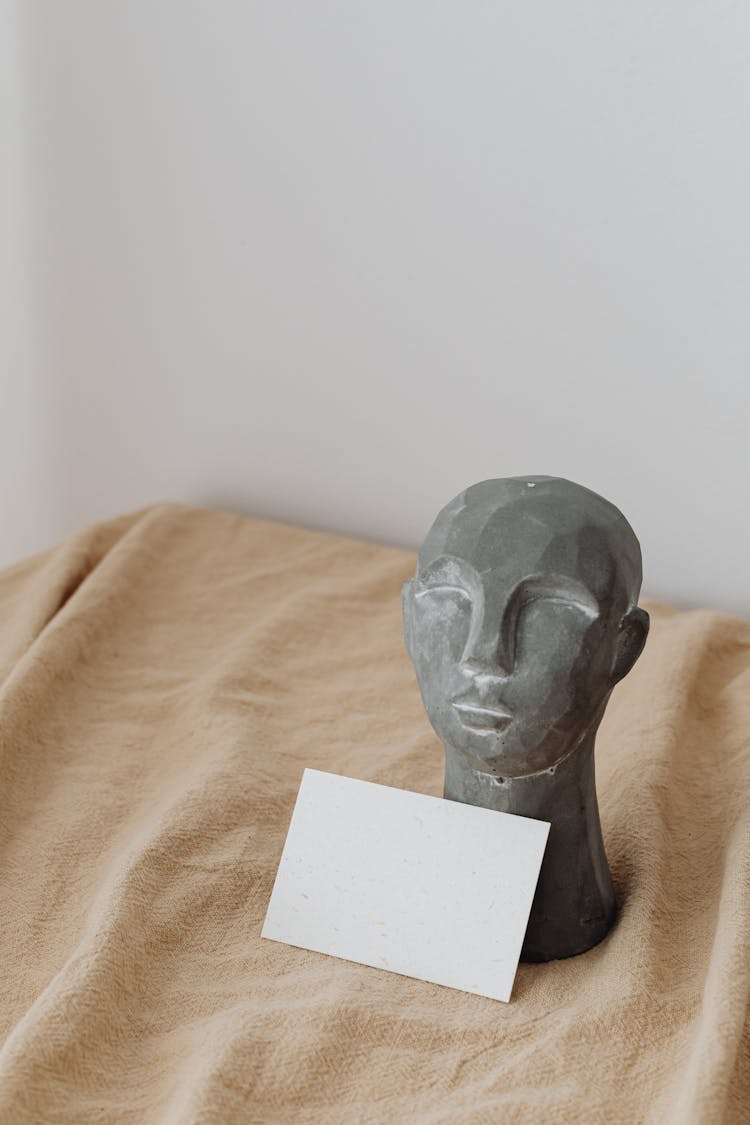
262, 769, 549, 1002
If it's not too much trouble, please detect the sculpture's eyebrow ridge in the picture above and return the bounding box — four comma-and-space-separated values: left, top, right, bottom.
416, 555, 478, 588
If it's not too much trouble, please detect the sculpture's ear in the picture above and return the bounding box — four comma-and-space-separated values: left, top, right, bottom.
402, 579, 416, 662
611, 605, 650, 684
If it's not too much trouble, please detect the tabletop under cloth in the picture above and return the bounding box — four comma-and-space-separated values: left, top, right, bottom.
0, 503, 748, 1123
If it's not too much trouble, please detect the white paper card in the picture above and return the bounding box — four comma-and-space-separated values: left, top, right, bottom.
262, 769, 549, 1003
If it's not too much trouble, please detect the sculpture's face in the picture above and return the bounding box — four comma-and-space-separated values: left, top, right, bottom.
403, 479, 646, 779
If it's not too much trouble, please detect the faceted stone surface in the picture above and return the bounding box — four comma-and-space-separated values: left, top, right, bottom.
403, 476, 649, 961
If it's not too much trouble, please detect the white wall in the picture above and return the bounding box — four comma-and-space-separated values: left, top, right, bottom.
5, 2, 750, 613
0, 1, 50, 562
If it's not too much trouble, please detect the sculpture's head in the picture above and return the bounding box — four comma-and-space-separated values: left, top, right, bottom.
403, 476, 649, 779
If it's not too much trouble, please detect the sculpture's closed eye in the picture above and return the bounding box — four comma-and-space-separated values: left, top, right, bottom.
414, 581, 470, 600
414, 558, 476, 601
513, 577, 599, 621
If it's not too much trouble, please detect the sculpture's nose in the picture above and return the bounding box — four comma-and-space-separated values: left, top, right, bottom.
462, 602, 515, 678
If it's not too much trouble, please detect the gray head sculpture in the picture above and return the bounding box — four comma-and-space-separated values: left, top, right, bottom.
403, 476, 649, 961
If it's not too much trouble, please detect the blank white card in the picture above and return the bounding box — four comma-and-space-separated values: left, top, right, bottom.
262, 770, 549, 1003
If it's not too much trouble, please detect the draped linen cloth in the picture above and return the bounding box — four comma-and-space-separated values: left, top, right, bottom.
0, 504, 747, 1123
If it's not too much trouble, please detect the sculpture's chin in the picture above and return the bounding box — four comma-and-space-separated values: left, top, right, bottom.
446, 731, 580, 780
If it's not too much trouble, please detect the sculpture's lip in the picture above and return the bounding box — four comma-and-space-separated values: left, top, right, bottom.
451, 700, 513, 730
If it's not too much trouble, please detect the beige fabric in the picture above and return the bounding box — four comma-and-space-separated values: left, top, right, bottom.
0, 503, 748, 1124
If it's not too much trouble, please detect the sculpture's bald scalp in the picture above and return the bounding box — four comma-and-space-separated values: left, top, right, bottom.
418, 475, 643, 613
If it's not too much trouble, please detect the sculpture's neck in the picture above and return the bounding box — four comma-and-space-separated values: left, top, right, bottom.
444, 734, 616, 961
